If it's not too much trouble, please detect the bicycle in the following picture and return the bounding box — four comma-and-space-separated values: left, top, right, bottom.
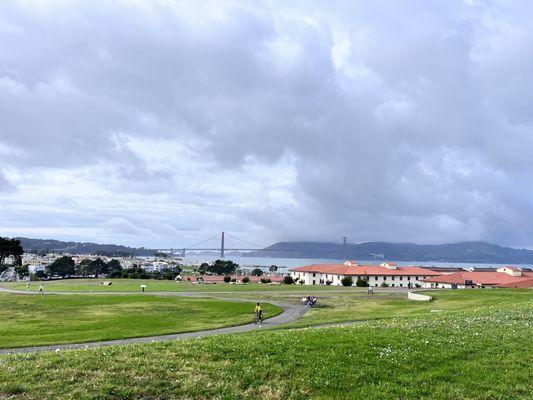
253, 311, 263, 324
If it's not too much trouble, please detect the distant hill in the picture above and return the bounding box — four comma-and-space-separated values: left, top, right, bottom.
15, 237, 156, 257
245, 241, 533, 264
13, 236, 533, 264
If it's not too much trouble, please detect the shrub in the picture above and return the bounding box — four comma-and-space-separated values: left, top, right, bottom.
356, 278, 369, 287
283, 275, 294, 285
242, 276, 250, 284
108, 270, 122, 278
260, 278, 272, 284
341, 276, 353, 286
325, 280, 332, 286
381, 282, 389, 287
415, 283, 421, 288
223, 276, 231, 283
230, 278, 237, 283
251, 268, 263, 276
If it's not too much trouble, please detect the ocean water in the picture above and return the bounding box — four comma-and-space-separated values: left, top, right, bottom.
181, 254, 525, 273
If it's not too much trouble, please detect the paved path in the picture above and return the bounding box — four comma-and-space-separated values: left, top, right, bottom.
0, 288, 308, 355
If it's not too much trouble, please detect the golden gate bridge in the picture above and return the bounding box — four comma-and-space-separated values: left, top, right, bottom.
155, 232, 349, 258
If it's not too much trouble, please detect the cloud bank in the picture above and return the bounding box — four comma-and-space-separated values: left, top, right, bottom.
2, 0, 533, 248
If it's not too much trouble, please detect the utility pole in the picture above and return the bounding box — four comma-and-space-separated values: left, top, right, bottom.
342, 236, 347, 260
221, 231, 225, 258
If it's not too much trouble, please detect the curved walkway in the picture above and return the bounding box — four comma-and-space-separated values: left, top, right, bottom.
0, 287, 308, 355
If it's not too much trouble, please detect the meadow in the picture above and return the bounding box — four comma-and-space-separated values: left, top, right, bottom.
0, 302, 530, 399
0, 294, 281, 348
271, 288, 533, 327
0, 278, 370, 293
206, 287, 533, 328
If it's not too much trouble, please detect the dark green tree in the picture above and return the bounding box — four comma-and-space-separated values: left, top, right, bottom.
198, 262, 209, 275
341, 276, 353, 287
88, 258, 109, 278
199, 260, 238, 275
14, 264, 29, 278
251, 267, 263, 276
355, 277, 369, 287
0, 237, 23, 266
283, 275, 294, 284
48, 256, 75, 277
76, 259, 92, 277
106, 259, 122, 274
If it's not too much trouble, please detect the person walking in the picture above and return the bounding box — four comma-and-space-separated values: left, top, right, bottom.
253, 302, 263, 324
38, 282, 44, 294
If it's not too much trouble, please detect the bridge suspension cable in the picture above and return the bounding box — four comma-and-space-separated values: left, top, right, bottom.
223, 232, 266, 249
187, 233, 222, 249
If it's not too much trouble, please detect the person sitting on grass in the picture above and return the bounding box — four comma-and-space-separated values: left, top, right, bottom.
307, 296, 317, 308
254, 302, 263, 323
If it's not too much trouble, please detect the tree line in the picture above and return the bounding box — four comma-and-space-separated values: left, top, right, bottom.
19, 256, 182, 280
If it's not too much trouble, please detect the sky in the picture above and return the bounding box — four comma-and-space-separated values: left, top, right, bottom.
2, 0, 533, 249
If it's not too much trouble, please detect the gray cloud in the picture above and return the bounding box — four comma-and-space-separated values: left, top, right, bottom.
2, 0, 533, 248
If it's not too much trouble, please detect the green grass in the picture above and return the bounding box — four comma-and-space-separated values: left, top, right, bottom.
0, 294, 281, 348
0, 278, 370, 293
0, 302, 530, 399
278, 288, 533, 328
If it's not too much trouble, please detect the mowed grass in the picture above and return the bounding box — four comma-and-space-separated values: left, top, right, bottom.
0, 294, 281, 348
0, 303, 531, 399
0, 278, 369, 293
278, 288, 533, 327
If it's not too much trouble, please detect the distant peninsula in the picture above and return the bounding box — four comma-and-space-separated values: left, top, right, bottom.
244, 241, 533, 264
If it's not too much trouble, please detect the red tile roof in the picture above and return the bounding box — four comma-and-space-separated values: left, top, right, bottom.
497, 278, 533, 288
423, 271, 533, 286
289, 264, 441, 276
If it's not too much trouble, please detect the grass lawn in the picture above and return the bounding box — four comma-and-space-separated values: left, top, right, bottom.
276, 288, 533, 328
0, 294, 281, 348
0, 278, 371, 293
0, 301, 531, 399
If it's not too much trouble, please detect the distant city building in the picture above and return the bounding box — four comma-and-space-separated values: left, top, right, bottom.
28, 265, 46, 274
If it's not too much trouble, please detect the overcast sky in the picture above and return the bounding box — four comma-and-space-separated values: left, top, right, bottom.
2, 0, 533, 249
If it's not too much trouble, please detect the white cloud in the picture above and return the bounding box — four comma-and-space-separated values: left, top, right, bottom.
2, 0, 533, 248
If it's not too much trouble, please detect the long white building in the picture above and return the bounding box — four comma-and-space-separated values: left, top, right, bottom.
290, 261, 441, 287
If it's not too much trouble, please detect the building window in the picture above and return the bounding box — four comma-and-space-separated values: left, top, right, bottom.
312, 280, 316, 285
374, 283, 378, 287
313, 273, 316, 277
400, 283, 403, 287
399, 276, 403, 281
383, 276, 385, 280
391, 284, 395, 287
407, 276, 411, 281
416, 276, 419, 280
392, 276, 395, 281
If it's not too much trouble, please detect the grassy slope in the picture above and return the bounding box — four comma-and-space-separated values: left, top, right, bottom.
0, 279, 370, 293
0, 294, 281, 348
280, 288, 533, 327
0, 303, 531, 399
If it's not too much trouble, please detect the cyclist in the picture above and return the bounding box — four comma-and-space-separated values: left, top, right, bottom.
254, 302, 263, 324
